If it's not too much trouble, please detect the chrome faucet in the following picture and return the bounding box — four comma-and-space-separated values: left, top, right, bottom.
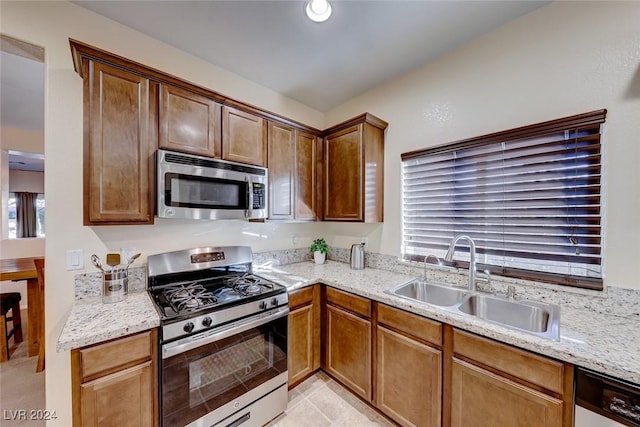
444, 235, 477, 291
423, 254, 442, 281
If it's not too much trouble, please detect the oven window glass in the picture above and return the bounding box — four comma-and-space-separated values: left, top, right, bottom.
162, 316, 287, 426
166, 173, 247, 209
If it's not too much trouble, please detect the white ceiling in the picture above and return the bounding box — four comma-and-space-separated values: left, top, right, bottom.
73, 0, 548, 112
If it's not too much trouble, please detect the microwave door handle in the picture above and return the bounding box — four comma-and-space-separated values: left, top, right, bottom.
246, 177, 253, 219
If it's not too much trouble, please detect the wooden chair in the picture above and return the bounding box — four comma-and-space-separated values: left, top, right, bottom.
0, 292, 23, 362
34, 258, 45, 372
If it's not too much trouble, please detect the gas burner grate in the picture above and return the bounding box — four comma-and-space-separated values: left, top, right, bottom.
225, 273, 274, 297
164, 283, 217, 313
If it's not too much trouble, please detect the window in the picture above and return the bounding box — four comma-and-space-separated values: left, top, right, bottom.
7, 193, 45, 238
401, 110, 606, 289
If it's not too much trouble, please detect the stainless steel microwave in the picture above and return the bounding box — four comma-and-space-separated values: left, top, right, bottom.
157, 149, 268, 220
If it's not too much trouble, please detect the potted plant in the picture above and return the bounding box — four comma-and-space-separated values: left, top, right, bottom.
310, 238, 328, 264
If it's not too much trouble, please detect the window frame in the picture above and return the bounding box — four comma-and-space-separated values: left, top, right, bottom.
401, 109, 606, 290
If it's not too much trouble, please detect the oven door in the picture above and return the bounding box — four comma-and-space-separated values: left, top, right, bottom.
161, 308, 288, 427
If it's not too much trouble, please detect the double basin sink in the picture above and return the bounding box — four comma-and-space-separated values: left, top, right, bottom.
386, 279, 560, 340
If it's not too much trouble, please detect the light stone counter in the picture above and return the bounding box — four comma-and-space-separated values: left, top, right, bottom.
56, 291, 160, 352
57, 258, 640, 387
256, 260, 640, 385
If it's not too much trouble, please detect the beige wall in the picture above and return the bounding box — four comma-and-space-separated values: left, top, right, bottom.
1, 127, 44, 153
1, 1, 639, 425
9, 170, 44, 193
326, 1, 640, 291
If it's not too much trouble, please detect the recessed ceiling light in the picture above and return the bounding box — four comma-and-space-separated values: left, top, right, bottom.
305, 0, 332, 23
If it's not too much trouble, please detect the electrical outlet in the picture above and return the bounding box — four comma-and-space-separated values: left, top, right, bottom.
66, 249, 84, 270
120, 247, 137, 263
361, 237, 368, 248
292, 234, 299, 245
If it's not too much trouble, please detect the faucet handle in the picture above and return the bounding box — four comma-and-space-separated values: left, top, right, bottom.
474, 269, 493, 293
506, 286, 516, 301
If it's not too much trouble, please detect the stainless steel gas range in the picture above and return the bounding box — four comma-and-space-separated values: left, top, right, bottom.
147, 246, 288, 427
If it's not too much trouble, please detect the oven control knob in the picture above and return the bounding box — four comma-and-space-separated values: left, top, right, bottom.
183, 322, 195, 333
202, 316, 212, 328
270, 298, 278, 306
259, 301, 267, 310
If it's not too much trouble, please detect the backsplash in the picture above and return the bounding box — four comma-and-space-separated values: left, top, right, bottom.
74, 267, 146, 300
73, 246, 640, 319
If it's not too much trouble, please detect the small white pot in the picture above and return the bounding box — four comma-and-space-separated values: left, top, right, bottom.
313, 251, 326, 265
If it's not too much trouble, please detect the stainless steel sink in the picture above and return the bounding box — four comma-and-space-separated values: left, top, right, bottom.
457, 294, 559, 340
386, 279, 469, 307
386, 279, 560, 340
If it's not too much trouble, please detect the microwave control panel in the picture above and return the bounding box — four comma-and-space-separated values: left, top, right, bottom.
252, 183, 266, 209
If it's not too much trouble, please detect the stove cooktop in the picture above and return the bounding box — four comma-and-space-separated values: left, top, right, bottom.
150, 272, 285, 320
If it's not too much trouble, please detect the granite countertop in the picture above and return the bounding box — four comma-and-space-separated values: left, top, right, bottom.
57, 259, 640, 386
56, 291, 160, 351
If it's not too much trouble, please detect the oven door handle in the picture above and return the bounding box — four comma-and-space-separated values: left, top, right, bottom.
162, 306, 289, 359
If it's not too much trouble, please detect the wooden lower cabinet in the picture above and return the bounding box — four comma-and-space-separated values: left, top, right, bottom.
80, 361, 154, 427
288, 285, 320, 387
71, 329, 158, 427
450, 358, 563, 427
376, 304, 442, 427
324, 303, 372, 400
448, 327, 573, 427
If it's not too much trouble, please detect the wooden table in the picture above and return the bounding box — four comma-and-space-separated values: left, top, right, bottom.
0, 256, 44, 358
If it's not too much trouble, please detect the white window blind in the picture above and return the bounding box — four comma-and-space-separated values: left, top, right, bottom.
401, 110, 606, 289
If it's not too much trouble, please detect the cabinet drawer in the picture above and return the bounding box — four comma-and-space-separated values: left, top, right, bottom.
326, 287, 371, 318
289, 286, 314, 309
377, 303, 442, 346
79, 331, 153, 379
453, 329, 565, 394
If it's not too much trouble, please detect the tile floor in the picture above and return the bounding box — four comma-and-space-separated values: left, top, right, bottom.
268, 372, 396, 427
0, 309, 46, 427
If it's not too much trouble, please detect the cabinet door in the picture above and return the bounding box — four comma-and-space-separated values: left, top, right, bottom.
288, 304, 316, 386
376, 326, 442, 427
80, 361, 154, 427
268, 121, 295, 219
295, 131, 319, 220
451, 358, 563, 427
323, 125, 363, 221
159, 84, 221, 157
325, 304, 371, 400
85, 60, 156, 225
222, 105, 267, 166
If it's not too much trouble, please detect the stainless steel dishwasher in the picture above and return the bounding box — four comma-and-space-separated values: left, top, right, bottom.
575, 367, 640, 426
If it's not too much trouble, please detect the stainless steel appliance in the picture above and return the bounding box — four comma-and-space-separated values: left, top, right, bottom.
575, 367, 640, 426
157, 149, 268, 220
147, 246, 288, 427
350, 243, 365, 270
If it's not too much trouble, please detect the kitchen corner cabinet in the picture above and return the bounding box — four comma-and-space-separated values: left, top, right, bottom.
376, 304, 442, 427
323, 113, 387, 222
83, 60, 157, 225
288, 285, 321, 388
323, 287, 372, 401
71, 329, 158, 427
448, 328, 573, 427
159, 83, 222, 158
268, 121, 320, 221
222, 105, 268, 166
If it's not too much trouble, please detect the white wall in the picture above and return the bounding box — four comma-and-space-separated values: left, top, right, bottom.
326, 1, 640, 291
9, 170, 44, 193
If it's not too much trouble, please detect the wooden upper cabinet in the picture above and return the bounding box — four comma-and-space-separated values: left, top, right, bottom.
323, 114, 386, 222
268, 121, 295, 219
84, 60, 156, 225
159, 84, 221, 157
268, 121, 320, 221
295, 130, 320, 221
222, 105, 267, 166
